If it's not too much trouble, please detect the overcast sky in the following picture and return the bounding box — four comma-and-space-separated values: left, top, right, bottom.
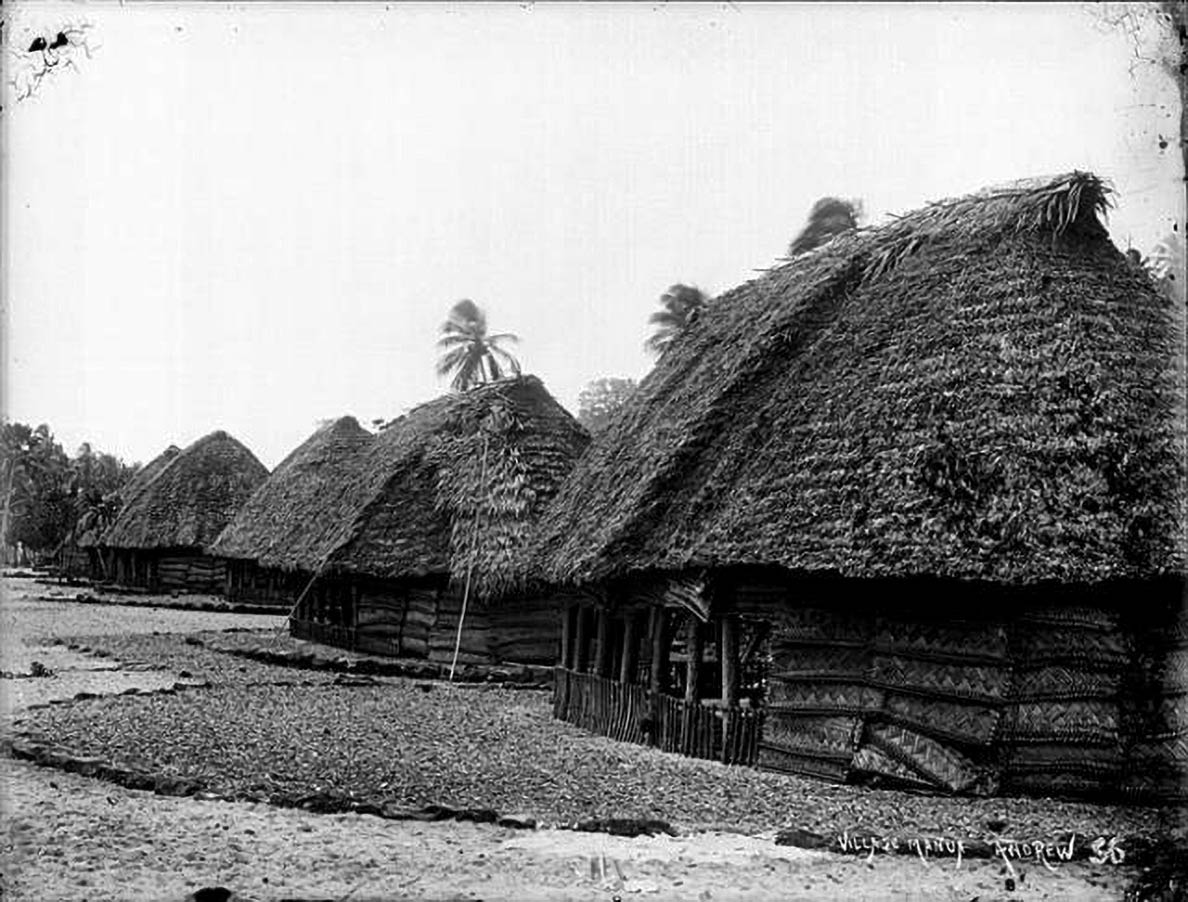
4, 2, 1181, 469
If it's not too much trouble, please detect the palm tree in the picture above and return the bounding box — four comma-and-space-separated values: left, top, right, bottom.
646, 284, 708, 358
787, 197, 862, 257
435, 299, 521, 392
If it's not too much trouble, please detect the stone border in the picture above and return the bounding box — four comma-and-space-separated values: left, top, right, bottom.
32, 589, 288, 616
200, 638, 554, 689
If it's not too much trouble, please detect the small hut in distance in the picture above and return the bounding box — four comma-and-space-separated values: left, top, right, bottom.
102, 430, 268, 593
57, 445, 181, 581
216, 375, 589, 665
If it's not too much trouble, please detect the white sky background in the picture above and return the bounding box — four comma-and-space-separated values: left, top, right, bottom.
4, 1, 1182, 469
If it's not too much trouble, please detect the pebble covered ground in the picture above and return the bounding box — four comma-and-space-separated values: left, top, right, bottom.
18, 647, 1172, 843
1, 576, 1176, 900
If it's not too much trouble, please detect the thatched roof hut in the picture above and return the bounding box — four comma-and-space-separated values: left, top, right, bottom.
250, 377, 589, 663
211, 417, 373, 568
535, 171, 1184, 587
103, 431, 268, 552
538, 172, 1186, 801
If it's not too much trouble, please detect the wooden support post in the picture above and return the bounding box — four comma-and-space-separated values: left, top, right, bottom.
594, 607, 610, 677
560, 604, 573, 669
650, 607, 669, 695
574, 605, 590, 673
720, 616, 739, 706
620, 611, 638, 684
685, 619, 703, 704
683, 618, 704, 756
720, 615, 739, 764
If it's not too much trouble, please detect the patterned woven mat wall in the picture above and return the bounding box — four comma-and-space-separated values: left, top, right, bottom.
761, 606, 1008, 793
858, 617, 1009, 793
1000, 606, 1126, 797
1121, 602, 1188, 802
761, 606, 874, 781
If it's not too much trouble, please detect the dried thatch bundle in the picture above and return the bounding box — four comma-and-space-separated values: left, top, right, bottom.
215, 377, 588, 600
533, 171, 1185, 587
103, 431, 268, 551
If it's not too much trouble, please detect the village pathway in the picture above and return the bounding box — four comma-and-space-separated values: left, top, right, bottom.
0, 576, 1132, 901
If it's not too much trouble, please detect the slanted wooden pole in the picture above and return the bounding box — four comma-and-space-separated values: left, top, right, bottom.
619, 611, 638, 684
574, 605, 590, 672
449, 432, 490, 682
594, 607, 611, 677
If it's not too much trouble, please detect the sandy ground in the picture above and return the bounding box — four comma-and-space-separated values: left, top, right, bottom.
0, 575, 1137, 901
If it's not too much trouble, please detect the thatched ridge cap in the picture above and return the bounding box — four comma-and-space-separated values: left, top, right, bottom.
762, 171, 1113, 283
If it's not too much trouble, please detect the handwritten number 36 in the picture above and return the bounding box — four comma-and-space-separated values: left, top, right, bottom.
1088, 836, 1125, 865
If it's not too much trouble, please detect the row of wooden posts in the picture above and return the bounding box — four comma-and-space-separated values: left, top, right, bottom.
560, 604, 744, 709
556, 603, 761, 766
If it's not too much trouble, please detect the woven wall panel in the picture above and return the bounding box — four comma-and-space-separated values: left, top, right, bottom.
766, 681, 883, 714
1016, 607, 1119, 632
770, 607, 872, 645
870, 654, 1009, 702
1004, 742, 1123, 774
1011, 628, 1127, 667
1011, 665, 1120, 700
1123, 694, 1188, 740
852, 745, 937, 791
756, 745, 851, 782
770, 645, 868, 678
1120, 770, 1188, 803
864, 722, 983, 792
882, 692, 1000, 746
1142, 649, 1188, 693
762, 713, 861, 758
1002, 700, 1120, 744
872, 620, 1008, 661
769, 645, 868, 676
1128, 735, 1188, 769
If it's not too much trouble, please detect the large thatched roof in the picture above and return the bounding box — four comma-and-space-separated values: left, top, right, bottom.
533, 172, 1186, 588
210, 416, 374, 566
103, 431, 269, 551
212, 376, 588, 598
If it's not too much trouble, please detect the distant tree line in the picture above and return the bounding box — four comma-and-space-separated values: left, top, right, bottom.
1, 421, 138, 557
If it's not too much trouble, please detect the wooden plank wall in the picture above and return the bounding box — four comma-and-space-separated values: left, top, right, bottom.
292, 578, 561, 666
156, 552, 227, 594
225, 561, 303, 606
